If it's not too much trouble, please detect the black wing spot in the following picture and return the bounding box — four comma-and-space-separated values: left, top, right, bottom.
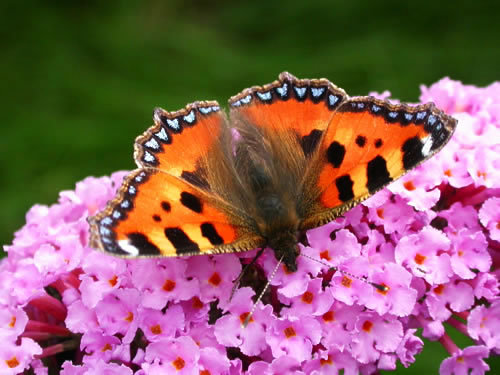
326, 141, 346, 168
335, 175, 355, 202
300, 129, 323, 156
161, 201, 171, 212
374, 139, 383, 148
180, 192, 203, 213
152, 214, 161, 222
355, 135, 366, 148
127, 232, 162, 255
402, 136, 424, 170
201, 223, 224, 245
366, 156, 392, 193
164, 227, 200, 254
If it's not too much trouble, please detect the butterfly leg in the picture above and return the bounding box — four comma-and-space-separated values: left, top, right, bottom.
230, 247, 265, 301
297, 230, 310, 247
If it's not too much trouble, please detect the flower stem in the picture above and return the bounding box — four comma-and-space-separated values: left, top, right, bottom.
454, 311, 469, 321
36, 339, 80, 359
446, 316, 469, 336
439, 333, 459, 355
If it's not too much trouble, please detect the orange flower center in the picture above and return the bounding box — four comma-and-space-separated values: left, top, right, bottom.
172, 357, 185, 370
376, 283, 390, 295
403, 180, 416, 191
341, 276, 352, 288
6, 357, 20, 368
434, 284, 445, 295
322, 311, 335, 322
101, 343, 112, 352
108, 275, 118, 287
376, 208, 385, 219
320, 355, 333, 365
124, 311, 134, 322
150, 324, 162, 334
319, 250, 331, 261
414, 253, 426, 265
284, 326, 297, 338
200, 370, 211, 375
208, 272, 222, 286
362, 320, 373, 332
163, 279, 176, 292
8, 316, 16, 328
301, 291, 314, 304
239, 312, 254, 324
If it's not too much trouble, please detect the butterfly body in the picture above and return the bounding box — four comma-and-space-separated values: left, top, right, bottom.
89, 72, 457, 273
232, 136, 303, 272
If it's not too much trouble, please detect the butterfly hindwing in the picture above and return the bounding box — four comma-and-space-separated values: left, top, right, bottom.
89, 168, 264, 257
300, 97, 457, 229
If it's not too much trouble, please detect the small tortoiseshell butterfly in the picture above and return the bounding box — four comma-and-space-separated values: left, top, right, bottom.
89, 72, 457, 272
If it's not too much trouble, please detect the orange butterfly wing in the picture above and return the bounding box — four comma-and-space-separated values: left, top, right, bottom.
134, 101, 222, 184
300, 97, 457, 229
89, 102, 264, 257
229, 72, 347, 155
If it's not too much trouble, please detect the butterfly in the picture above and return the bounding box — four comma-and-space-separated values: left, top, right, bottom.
89, 72, 457, 273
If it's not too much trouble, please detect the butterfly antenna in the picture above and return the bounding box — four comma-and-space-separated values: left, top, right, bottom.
242, 254, 284, 328
299, 252, 388, 292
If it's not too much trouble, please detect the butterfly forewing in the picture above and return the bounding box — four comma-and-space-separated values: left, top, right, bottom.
229, 72, 347, 158
299, 97, 457, 229
134, 100, 225, 191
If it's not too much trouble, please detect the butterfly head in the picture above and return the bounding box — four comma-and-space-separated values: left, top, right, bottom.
254, 192, 301, 272
267, 230, 299, 272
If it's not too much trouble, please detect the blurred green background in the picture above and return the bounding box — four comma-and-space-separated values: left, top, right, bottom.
1, 1, 498, 373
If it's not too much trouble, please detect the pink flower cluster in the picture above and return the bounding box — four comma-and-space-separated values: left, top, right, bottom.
1, 78, 499, 374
